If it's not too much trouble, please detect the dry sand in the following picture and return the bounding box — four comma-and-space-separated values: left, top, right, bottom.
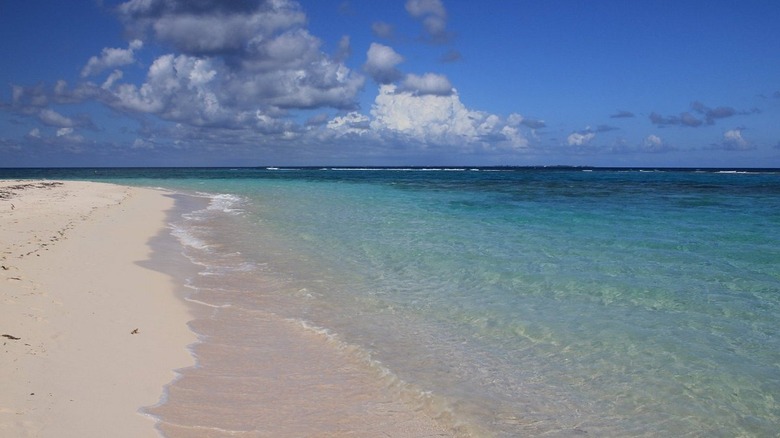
0, 180, 195, 438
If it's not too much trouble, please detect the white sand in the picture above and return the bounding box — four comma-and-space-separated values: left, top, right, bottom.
0, 180, 195, 438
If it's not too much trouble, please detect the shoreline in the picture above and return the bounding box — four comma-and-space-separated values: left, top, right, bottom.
146, 190, 457, 437
0, 180, 196, 437
1, 180, 456, 437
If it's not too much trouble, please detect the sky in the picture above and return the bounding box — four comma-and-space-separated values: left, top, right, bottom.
1, 0, 779, 167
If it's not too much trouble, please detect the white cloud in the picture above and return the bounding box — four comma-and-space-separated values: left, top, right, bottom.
500, 125, 529, 149
112, 54, 222, 121
107, 0, 364, 125
367, 84, 527, 150
370, 84, 477, 142
56, 127, 74, 137
327, 112, 371, 135
102, 70, 124, 90
7, 0, 547, 161
643, 134, 675, 152
507, 113, 524, 126
399, 73, 453, 96
6, 0, 369, 157
364, 43, 404, 84
81, 39, 143, 77
405, 0, 450, 42
254, 110, 297, 135
645, 134, 662, 147
721, 128, 752, 150
567, 131, 596, 146
38, 109, 75, 127
241, 28, 323, 71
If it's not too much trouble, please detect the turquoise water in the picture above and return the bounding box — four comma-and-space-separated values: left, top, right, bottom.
5, 167, 780, 436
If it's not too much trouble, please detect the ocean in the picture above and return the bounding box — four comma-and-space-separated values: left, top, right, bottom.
4, 167, 779, 436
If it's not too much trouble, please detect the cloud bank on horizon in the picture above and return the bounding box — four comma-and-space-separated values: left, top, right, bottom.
1, 0, 779, 167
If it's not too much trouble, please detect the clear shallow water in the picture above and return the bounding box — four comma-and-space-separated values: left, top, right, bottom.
5, 167, 780, 436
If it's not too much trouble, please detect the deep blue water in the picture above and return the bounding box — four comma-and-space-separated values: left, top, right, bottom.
4, 167, 780, 436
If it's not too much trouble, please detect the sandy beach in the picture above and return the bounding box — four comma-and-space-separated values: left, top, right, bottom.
0, 180, 195, 438
0, 179, 453, 438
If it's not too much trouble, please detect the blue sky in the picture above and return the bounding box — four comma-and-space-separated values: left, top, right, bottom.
1, 0, 779, 167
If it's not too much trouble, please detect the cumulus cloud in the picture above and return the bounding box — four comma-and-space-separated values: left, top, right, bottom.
81, 40, 143, 77
567, 131, 596, 146
399, 73, 453, 96
119, 0, 307, 55
56, 127, 74, 137
101, 70, 124, 90
643, 134, 675, 152
18, 125, 84, 148
720, 128, 753, 151
347, 84, 528, 150
35, 108, 95, 131
644, 134, 661, 148
364, 43, 404, 84
405, 0, 451, 43
2, 0, 546, 162
111, 54, 220, 120
564, 125, 617, 147
369, 84, 476, 142
38, 109, 75, 127
327, 112, 371, 135
95, 0, 365, 128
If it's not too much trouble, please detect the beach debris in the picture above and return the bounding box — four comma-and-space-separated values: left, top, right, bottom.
131, 328, 139, 335
0, 182, 63, 200
2, 334, 21, 340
